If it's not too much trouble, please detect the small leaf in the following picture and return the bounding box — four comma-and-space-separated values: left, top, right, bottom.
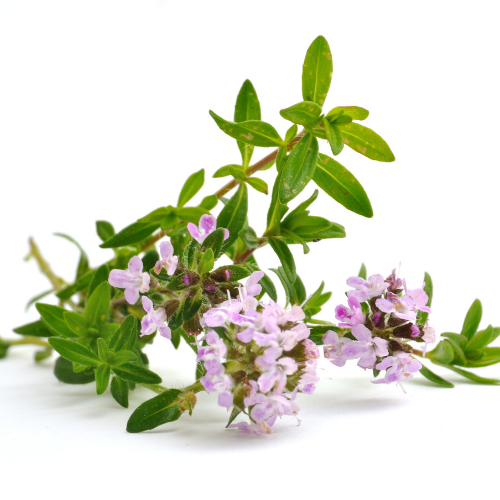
427, 340, 455, 365
109, 315, 137, 352
280, 101, 322, 127
284, 124, 298, 145
217, 182, 248, 252
200, 195, 218, 210
177, 169, 205, 208
465, 347, 500, 368
358, 263, 367, 280
170, 327, 182, 349
213, 165, 233, 178
294, 216, 332, 237
419, 364, 454, 388
238, 227, 259, 249
461, 299, 482, 341
224, 265, 251, 281
235, 79, 261, 167
100, 222, 160, 248
198, 249, 214, 276
84, 282, 110, 327
36, 303, 77, 338
112, 363, 162, 385
268, 237, 296, 284
53, 357, 95, 385
259, 272, 278, 302
314, 153, 373, 218
303, 222, 345, 240
48, 338, 101, 367
56, 271, 93, 300
279, 133, 319, 204
209, 111, 283, 147
441, 364, 500, 385
467, 324, 493, 351
417, 272, 433, 326
64, 311, 88, 337
246, 177, 268, 194
13, 319, 53, 338
111, 376, 129, 408
26, 289, 54, 310
96, 220, 115, 242
127, 389, 183, 433
266, 170, 289, 234
327, 106, 369, 121
95, 364, 111, 395
201, 228, 225, 260
183, 288, 203, 322
323, 118, 344, 156
340, 122, 395, 162
302, 35, 333, 106
112, 350, 138, 367
34, 347, 53, 363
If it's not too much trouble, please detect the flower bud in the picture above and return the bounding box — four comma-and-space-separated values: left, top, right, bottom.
183, 271, 200, 287
211, 266, 230, 282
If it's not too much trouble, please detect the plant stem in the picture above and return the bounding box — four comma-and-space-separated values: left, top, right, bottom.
141, 383, 169, 394
141, 229, 169, 252
6, 336, 50, 348
140, 379, 205, 395
234, 238, 267, 264
25, 237, 65, 292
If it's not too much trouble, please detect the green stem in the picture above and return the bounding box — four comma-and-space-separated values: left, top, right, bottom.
25, 237, 65, 292
141, 383, 169, 394
141, 379, 205, 395
234, 237, 267, 264
6, 336, 51, 348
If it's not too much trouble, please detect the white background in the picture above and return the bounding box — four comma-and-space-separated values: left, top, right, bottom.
1, 1, 499, 499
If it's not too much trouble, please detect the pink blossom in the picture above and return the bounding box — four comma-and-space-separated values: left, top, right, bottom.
153, 240, 178, 276
187, 214, 229, 244
351, 324, 389, 369
346, 274, 389, 302
335, 296, 365, 328
385, 268, 403, 291
422, 326, 436, 356
255, 347, 298, 393
403, 280, 431, 314
322, 330, 359, 367
140, 296, 171, 339
376, 292, 416, 321
372, 352, 422, 389
108, 256, 150, 304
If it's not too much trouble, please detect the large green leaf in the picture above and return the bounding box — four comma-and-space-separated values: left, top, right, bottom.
110, 376, 129, 408
268, 237, 296, 284
84, 282, 110, 327
280, 101, 322, 127
461, 299, 482, 341
314, 153, 373, 217
48, 338, 101, 366
63, 311, 88, 337
53, 357, 95, 385
13, 319, 53, 338
177, 169, 205, 208
36, 303, 77, 338
340, 123, 395, 162
235, 79, 261, 167
209, 111, 282, 147
100, 222, 160, 248
279, 133, 319, 204
217, 183, 248, 251
302, 35, 333, 106
467, 324, 492, 351
127, 389, 183, 433
109, 315, 138, 352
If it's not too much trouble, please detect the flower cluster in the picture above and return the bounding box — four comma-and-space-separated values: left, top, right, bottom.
197, 271, 319, 435
323, 269, 435, 391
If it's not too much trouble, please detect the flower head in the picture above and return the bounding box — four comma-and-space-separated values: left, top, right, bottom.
140, 296, 171, 339
108, 256, 150, 304
153, 240, 178, 276
187, 214, 229, 244
346, 274, 389, 302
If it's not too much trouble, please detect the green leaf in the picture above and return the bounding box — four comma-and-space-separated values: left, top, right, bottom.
112, 363, 162, 385
280, 101, 322, 127
268, 237, 296, 284
279, 133, 319, 204
217, 182, 248, 251
13, 319, 53, 338
209, 111, 282, 147
327, 106, 369, 121
176, 206, 210, 224
427, 340, 455, 365
314, 153, 373, 218
419, 363, 454, 388
53, 356, 95, 385
323, 118, 344, 156
441, 332, 468, 349
170, 327, 182, 349
340, 123, 395, 162
465, 347, 500, 368
476, 326, 500, 345
302, 35, 333, 106
259, 272, 278, 302
109, 315, 138, 351
467, 324, 493, 351
95, 364, 111, 395
177, 169, 205, 208
36, 303, 77, 338
100, 222, 160, 248
235, 79, 261, 167
34, 347, 53, 363
358, 263, 367, 280
183, 288, 203, 322
63, 311, 88, 337
443, 336, 467, 365
127, 389, 183, 433
111, 376, 129, 408
96, 220, 115, 242
198, 249, 214, 276
200, 195, 218, 210
266, 170, 289, 234
246, 177, 268, 194
112, 350, 138, 367
304, 222, 345, 240
226, 407, 242, 428
224, 265, 251, 281
48, 338, 101, 366
461, 299, 482, 341
88, 264, 110, 298
56, 271, 93, 300
97, 338, 109, 363
201, 227, 225, 260
26, 289, 54, 310
271, 267, 297, 306
417, 272, 433, 325
440, 364, 500, 385
284, 124, 298, 145
294, 216, 332, 237
84, 282, 110, 327
213, 165, 234, 178
238, 226, 259, 249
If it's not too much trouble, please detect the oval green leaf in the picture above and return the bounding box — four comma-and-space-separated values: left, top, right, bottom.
302, 35, 333, 106
340, 123, 395, 162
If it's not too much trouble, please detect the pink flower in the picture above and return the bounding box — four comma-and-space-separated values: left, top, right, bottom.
335, 296, 365, 328
322, 330, 358, 367
108, 256, 150, 304
403, 280, 431, 314
422, 325, 436, 356
351, 324, 389, 369
187, 214, 229, 244
153, 240, 178, 276
376, 292, 416, 321
346, 274, 389, 302
255, 347, 298, 393
372, 352, 422, 390
140, 296, 171, 339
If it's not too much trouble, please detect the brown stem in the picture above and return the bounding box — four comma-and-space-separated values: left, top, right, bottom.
234, 238, 267, 264
140, 229, 169, 252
